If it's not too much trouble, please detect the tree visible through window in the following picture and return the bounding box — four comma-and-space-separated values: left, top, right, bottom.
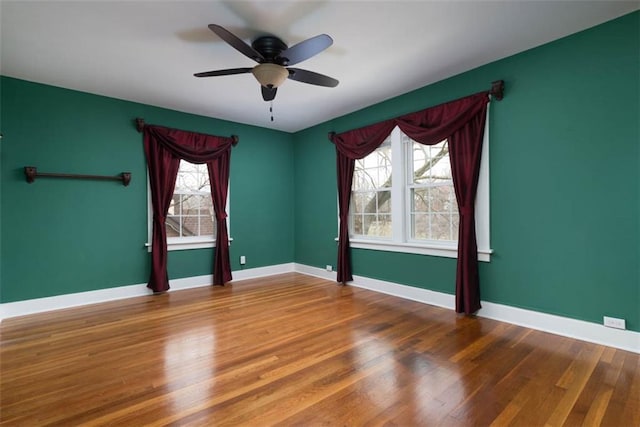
350, 138, 392, 238
167, 161, 215, 240
407, 136, 458, 241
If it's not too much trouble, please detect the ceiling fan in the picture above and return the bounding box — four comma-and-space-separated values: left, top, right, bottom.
195, 24, 339, 102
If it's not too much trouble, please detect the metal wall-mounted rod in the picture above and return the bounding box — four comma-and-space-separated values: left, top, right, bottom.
24, 166, 131, 186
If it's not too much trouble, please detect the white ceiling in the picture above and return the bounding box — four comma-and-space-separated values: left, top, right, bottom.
2, 1, 638, 132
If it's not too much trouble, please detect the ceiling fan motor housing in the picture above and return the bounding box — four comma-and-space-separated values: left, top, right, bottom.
252, 36, 289, 64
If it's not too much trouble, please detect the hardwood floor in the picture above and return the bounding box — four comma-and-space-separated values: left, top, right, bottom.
1, 273, 638, 426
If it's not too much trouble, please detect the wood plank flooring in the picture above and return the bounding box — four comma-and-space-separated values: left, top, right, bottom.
1, 273, 638, 426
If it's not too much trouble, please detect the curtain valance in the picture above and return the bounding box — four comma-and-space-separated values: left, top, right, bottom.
330, 91, 490, 159
144, 125, 236, 163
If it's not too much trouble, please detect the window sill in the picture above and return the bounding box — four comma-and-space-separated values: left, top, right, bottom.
337, 238, 492, 262
145, 237, 233, 252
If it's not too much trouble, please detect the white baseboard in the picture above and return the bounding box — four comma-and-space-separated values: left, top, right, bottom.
0, 281, 153, 321
477, 301, 639, 354
232, 263, 295, 281
294, 263, 640, 354
0, 263, 295, 321
2, 262, 638, 354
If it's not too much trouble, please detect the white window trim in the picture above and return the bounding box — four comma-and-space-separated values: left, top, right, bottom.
342, 109, 492, 262
347, 239, 492, 262
145, 167, 231, 252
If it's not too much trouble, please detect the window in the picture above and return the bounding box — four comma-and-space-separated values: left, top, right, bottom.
348, 126, 491, 261
147, 160, 228, 251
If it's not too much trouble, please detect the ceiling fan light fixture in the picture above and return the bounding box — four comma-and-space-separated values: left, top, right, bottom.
252, 63, 289, 88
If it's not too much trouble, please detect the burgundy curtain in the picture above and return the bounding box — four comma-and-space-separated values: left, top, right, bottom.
329, 92, 490, 314
143, 125, 236, 292
143, 134, 181, 294
207, 150, 232, 285
336, 153, 355, 283
332, 120, 396, 283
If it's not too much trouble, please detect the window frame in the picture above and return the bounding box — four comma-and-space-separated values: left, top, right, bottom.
346, 114, 492, 262
146, 160, 230, 252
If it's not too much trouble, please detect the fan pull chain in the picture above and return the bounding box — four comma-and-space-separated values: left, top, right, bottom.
270, 101, 274, 122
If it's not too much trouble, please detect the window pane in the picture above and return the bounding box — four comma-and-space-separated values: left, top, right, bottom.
181, 194, 198, 215
376, 214, 392, 237
352, 214, 363, 235
430, 185, 451, 213
361, 214, 377, 236
411, 140, 450, 185
350, 193, 360, 213
377, 190, 391, 213
361, 214, 392, 238
166, 161, 215, 239
451, 214, 460, 240
362, 192, 377, 214
181, 216, 198, 237
411, 191, 458, 241
411, 188, 429, 213
411, 213, 428, 239
353, 139, 392, 191
351, 184, 392, 233
431, 213, 450, 240
200, 214, 215, 236
166, 215, 181, 237
408, 139, 458, 242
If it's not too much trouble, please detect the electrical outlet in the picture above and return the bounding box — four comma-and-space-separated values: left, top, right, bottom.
603, 316, 626, 330
326, 265, 333, 272
240, 255, 246, 265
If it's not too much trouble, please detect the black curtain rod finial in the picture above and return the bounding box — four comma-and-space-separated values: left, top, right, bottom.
491, 80, 504, 101
231, 135, 239, 146
135, 118, 145, 133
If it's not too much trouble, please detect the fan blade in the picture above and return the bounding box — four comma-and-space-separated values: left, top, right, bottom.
261, 86, 277, 101
287, 68, 339, 87
194, 68, 253, 78
280, 34, 333, 66
208, 24, 264, 62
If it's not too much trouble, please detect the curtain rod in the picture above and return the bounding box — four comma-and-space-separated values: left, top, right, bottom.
24, 166, 131, 186
134, 118, 239, 146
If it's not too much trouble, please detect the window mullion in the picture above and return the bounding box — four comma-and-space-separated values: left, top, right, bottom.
390, 127, 404, 243
405, 132, 414, 244
179, 194, 183, 237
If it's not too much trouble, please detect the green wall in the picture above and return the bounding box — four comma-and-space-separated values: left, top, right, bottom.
0, 77, 294, 302
1, 12, 638, 333
293, 12, 640, 331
